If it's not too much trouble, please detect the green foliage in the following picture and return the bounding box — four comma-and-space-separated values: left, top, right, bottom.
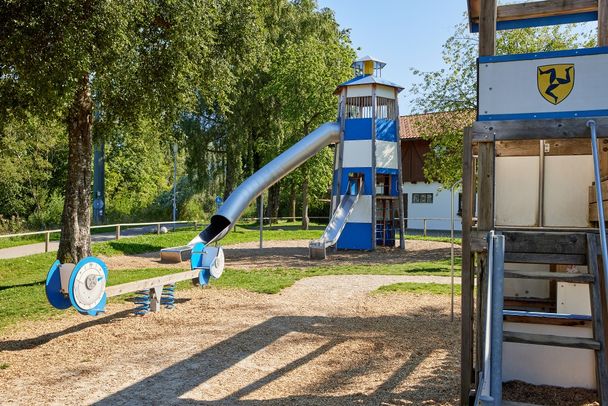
375, 282, 461, 295
0, 114, 67, 228
410, 23, 597, 186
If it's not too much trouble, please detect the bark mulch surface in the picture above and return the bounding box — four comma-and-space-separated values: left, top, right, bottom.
102, 239, 459, 271
0, 275, 461, 405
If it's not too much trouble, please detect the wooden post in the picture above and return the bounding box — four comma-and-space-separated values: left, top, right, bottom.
45, 231, 50, 253
423, 218, 427, 237
477, 0, 497, 232
157, 223, 161, 235
600, 0, 608, 47
599, 0, 608, 178
461, 127, 476, 405
115, 225, 121, 240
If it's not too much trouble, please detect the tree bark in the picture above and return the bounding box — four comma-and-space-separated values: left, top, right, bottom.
57, 74, 93, 263
301, 168, 309, 230
290, 182, 297, 222
266, 183, 280, 225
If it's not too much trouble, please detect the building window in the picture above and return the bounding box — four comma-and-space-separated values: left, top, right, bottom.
412, 193, 433, 204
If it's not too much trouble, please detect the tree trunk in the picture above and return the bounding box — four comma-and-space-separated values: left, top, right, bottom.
290, 182, 297, 222
57, 74, 93, 263
266, 183, 280, 226
301, 169, 309, 230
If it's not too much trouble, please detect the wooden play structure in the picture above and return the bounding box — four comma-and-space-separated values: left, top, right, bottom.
462, 0, 608, 404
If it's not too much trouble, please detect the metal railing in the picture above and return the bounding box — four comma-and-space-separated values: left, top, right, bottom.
476, 231, 505, 405
0, 220, 195, 253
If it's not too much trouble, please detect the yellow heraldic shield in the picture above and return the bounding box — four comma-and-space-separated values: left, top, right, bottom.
537, 64, 575, 105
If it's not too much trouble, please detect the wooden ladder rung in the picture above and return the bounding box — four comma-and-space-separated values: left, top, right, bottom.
503, 310, 592, 326
504, 270, 595, 284
503, 331, 601, 350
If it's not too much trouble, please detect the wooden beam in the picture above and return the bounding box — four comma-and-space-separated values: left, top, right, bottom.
470, 0, 598, 23
105, 270, 199, 297
505, 252, 587, 265
495, 139, 592, 157
503, 231, 588, 255
477, 142, 495, 230
600, 0, 608, 46
460, 128, 475, 406
479, 0, 497, 56
472, 117, 608, 142
498, 0, 597, 21
503, 331, 601, 350
505, 269, 595, 283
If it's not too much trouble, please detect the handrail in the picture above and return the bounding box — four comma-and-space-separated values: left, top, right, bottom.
477, 231, 505, 405
588, 120, 608, 305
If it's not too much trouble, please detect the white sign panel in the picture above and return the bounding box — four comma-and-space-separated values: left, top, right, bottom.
478, 48, 608, 121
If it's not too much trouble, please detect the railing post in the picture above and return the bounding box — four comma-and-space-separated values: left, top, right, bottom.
157, 223, 161, 235
490, 233, 505, 403
116, 225, 121, 240
423, 218, 427, 237
45, 231, 50, 253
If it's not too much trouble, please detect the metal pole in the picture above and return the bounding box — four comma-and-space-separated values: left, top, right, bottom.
259, 194, 264, 249
538, 140, 545, 227
450, 179, 463, 322
172, 143, 178, 231
490, 233, 505, 403
479, 231, 494, 404
588, 120, 608, 298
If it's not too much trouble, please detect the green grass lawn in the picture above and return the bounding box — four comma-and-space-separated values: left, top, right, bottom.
375, 282, 461, 295
0, 225, 461, 334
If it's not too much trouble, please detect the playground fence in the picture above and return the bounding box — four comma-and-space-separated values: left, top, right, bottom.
0, 216, 462, 253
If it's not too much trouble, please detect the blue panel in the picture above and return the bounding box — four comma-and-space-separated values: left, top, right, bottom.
376, 119, 397, 141
45, 260, 72, 310
478, 109, 608, 121
337, 223, 373, 250
376, 167, 398, 175
390, 173, 400, 197
471, 12, 598, 33
478, 46, 608, 64
344, 118, 372, 140
337, 167, 373, 195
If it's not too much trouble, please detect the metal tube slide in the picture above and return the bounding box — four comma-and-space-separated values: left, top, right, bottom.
190, 122, 341, 246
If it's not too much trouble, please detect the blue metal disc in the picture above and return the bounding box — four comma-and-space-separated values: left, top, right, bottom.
45, 260, 72, 310
68, 256, 108, 316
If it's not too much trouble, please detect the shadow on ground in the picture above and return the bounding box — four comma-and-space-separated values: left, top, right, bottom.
93, 310, 459, 405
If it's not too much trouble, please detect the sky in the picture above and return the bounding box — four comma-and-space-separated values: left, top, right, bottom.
316, 0, 469, 114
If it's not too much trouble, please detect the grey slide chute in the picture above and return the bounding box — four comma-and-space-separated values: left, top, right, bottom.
309, 176, 362, 259
190, 121, 341, 246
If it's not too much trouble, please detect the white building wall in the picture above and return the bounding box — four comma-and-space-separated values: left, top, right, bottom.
403, 182, 462, 231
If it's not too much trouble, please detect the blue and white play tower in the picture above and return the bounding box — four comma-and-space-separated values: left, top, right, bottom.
330, 56, 406, 252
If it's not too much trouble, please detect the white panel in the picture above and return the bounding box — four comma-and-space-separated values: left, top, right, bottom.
544, 155, 593, 227
375, 140, 398, 169
495, 157, 539, 227
342, 140, 372, 168
402, 182, 462, 231
344, 195, 372, 223
479, 52, 608, 117
504, 263, 550, 299
503, 322, 595, 389
558, 280, 591, 315
346, 85, 373, 98
376, 85, 396, 99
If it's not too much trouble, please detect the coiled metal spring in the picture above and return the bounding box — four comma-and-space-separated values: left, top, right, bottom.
161, 284, 175, 309
133, 289, 151, 315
